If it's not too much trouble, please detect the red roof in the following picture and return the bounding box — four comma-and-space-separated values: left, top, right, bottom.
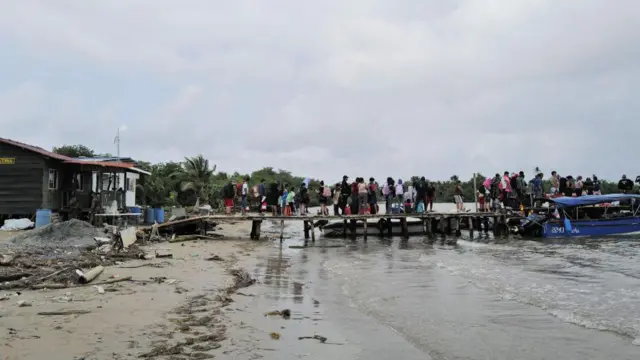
0, 137, 135, 170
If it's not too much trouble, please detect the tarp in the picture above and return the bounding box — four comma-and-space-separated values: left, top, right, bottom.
548, 193, 640, 208
0, 218, 34, 231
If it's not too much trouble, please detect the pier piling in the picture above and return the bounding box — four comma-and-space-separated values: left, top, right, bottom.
363, 220, 368, 240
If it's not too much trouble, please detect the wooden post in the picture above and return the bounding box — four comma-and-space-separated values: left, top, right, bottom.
378, 219, 385, 236
280, 219, 284, 242
343, 219, 348, 239
492, 216, 499, 236
455, 217, 461, 237
387, 218, 393, 236
483, 217, 489, 233
250, 220, 256, 240
311, 221, 316, 242
255, 220, 262, 240
439, 216, 446, 234
448, 217, 453, 235
427, 218, 433, 238
502, 214, 508, 238
422, 218, 427, 236
401, 217, 408, 238
468, 217, 474, 239
363, 220, 368, 240
303, 220, 310, 239
350, 219, 357, 239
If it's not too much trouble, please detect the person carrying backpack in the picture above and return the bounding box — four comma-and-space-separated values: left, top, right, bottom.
368, 177, 378, 214
318, 181, 331, 215
222, 180, 235, 214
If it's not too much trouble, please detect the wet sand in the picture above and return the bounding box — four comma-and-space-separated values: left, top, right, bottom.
1, 219, 423, 359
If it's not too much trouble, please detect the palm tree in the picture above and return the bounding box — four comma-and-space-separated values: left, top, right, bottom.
173, 155, 217, 204
137, 173, 169, 207
450, 175, 459, 183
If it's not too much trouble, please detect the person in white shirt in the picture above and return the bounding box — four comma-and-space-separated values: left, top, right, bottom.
241, 178, 249, 215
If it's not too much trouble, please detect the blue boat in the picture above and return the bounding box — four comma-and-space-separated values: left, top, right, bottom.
518, 194, 640, 238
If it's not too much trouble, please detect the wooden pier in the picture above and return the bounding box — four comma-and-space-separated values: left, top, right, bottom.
139, 211, 518, 243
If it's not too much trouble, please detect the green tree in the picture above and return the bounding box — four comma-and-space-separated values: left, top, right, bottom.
52, 144, 96, 158
172, 155, 217, 204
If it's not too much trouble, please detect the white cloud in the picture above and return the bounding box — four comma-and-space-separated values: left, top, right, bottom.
1, 0, 639, 183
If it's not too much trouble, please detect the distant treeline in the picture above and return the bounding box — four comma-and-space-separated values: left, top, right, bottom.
51, 145, 635, 207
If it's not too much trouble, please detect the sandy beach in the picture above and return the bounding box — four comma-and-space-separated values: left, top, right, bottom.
0, 221, 267, 360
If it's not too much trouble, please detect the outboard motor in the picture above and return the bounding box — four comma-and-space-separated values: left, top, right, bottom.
518, 213, 548, 237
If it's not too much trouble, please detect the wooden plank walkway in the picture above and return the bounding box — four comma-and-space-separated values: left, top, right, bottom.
138, 211, 518, 243
201, 212, 507, 222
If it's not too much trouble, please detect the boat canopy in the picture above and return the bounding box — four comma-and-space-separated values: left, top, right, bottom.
547, 193, 640, 208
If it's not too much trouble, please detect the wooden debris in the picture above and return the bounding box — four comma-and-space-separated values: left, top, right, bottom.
77, 265, 104, 284
0, 272, 31, 282
298, 335, 328, 343
37, 310, 91, 316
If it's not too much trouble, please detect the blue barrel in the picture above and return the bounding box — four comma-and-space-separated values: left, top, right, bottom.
154, 208, 165, 223
35, 209, 52, 228
144, 208, 155, 224
129, 206, 141, 214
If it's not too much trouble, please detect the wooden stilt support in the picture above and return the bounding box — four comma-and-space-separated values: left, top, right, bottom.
303, 220, 310, 239
250, 220, 257, 240
255, 220, 262, 240
501, 215, 508, 238
492, 216, 499, 236
427, 218, 433, 238
483, 217, 489, 233
439, 217, 446, 234
363, 220, 368, 240
422, 218, 427, 236
350, 219, 357, 239
455, 217, 461, 237
387, 218, 393, 236
468, 217, 474, 239
448, 217, 453, 235
280, 219, 284, 242
311, 221, 316, 242
343, 219, 348, 238
401, 217, 408, 238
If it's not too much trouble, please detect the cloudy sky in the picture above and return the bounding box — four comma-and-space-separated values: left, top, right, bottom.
1, 0, 639, 183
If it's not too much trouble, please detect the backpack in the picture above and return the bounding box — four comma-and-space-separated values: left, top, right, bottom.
368, 183, 377, 196
322, 186, 331, 198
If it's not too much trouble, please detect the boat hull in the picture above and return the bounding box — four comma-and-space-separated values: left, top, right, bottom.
542, 217, 640, 238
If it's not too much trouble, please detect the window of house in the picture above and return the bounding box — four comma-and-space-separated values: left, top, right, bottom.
75, 173, 85, 192
125, 178, 135, 192
101, 173, 120, 190
48, 169, 58, 190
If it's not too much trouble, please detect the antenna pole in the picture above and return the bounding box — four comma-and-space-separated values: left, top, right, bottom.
116, 128, 120, 162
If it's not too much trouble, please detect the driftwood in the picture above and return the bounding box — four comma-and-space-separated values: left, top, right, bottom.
0, 272, 31, 282
31, 283, 69, 290
289, 245, 343, 249
31, 276, 133, 290
91, 276, 133, 286
298, 335, 328, 343
168, 234, 221, 243
33, 267, 72, 283
37, 310, 91, 316
77, 265, 104, 284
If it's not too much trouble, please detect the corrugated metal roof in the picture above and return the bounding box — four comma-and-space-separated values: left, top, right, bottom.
0, 137, 145, 174
0, 137, 74, 161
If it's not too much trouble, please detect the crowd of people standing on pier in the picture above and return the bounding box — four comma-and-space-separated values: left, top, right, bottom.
218, 171, 640, 216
